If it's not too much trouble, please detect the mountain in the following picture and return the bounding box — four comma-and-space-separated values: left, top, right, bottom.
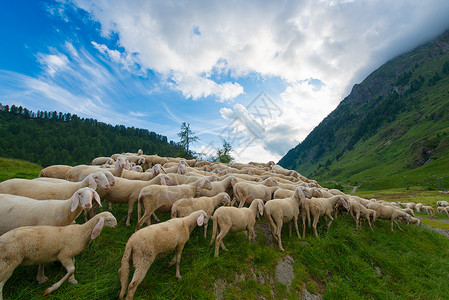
0, 105, 182, 167
279, 30, 449, 190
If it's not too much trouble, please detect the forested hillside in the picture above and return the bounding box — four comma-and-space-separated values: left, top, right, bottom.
279, 30, 449, 190
0, 104, 181, 166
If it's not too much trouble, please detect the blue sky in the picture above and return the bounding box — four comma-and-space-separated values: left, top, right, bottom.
2, 1, 449, 163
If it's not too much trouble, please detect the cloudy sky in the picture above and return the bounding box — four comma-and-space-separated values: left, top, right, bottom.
2, 1, 449, 163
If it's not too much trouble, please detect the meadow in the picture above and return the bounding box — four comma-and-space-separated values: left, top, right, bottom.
2, 157, 449, 299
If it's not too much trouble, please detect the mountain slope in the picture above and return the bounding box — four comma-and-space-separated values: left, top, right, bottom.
279, 30, 449, 190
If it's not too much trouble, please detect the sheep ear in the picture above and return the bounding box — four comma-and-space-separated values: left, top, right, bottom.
91, 217, 105, 240
161, 167, 167, 174
93, 191, 102, 207
197, 179, 205, 192
258, 202, 264, 216
197, 213, 204, 226
88, 176, 97, 190
71, 192, 81, 212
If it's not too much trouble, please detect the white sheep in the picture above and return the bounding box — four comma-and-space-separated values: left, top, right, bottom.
421, 205, 436, 218
437, 206, 449, 217
414, 203, 424, 212
66, 156, 127, 181
0, 187, 101, 284
136, 178, 212, 230
232, 180, 279, 207
348, 198, 376, 231
91, 157, 114, 166
301, 195, 350, 238
118, 210, 208, 299
38, 165, 73, 179
210, 199, 264, 258
437, 200, 449, 207
264, 187, 306, 251
366, 202, 412, 232
0, 212, 117, 298
0, 172, 111, 200
171, 192, 231, 238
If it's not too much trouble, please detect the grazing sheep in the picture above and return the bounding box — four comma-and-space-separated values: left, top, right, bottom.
0, 212, 117, 298
366, 202, 412, 232
401, 208, 415, 217
118, 210, 207, 300
414, 203, 423, 212
38, 165, 73, 179
0, 172, 111, 200
136, 179, 212, 230
210, 199, 264, 258
437, 201, 449, 207
422, 205, 436, 218
348, 199, 376, 231
198, 176, 237, 197
437, 206, 449, 217
301, 196, 350, 238
264, 187, 306, 251
406, 216, 422, 226
171, 192, 231, 238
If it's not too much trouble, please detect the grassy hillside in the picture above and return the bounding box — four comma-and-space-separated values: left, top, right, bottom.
0, 157, 41, 181
279, 30, 449, 190
2, 158, 449, 299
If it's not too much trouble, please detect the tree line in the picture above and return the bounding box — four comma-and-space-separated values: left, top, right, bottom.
0, 103, 183, 167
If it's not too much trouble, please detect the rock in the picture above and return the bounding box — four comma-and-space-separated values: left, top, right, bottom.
275, 255, 295, 291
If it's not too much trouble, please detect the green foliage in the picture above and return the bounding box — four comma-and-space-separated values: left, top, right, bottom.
0, 104, 181, 167
177, 122, 199, 159
213, 140, 234, 163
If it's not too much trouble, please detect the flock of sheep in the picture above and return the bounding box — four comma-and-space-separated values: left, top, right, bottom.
0, 149, 437, 299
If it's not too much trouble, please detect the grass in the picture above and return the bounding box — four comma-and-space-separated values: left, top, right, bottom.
3, 157, 449, 299
0, 157, 41, 181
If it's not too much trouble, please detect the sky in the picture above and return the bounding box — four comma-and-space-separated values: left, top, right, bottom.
1, 1, 449, 163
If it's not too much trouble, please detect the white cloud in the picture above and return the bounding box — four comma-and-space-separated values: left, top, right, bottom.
45, 0, 449, 161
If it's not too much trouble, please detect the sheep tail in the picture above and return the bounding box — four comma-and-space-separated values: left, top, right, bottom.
210, 214, 218, 246
118, 244, 133, 299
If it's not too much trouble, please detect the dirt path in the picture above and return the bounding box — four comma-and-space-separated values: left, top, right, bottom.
351, 186, 359, 193
425, 226, 449, 239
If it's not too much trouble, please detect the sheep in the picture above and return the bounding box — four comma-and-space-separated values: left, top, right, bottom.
232, 180, 279, 207
348, 199, 376, 231
123, 155, 146, 166
437, 206, 449, 217
0, 187, 101, 284
422, 205, 436, 218
210, 199, 264, 258
92, 174, 173, 226
401, 208, 415, 217
118, 210, 207, 299
142, 154, 169, 169
0, 187, 101, 235
0, 172, 111, 200
349, 195, 371, 208
0, 212, 117, 298
437, 200, 449, 207
414, 203, 424, 212
198, 176, 237, 197
171, 192, 231, 238
38, 165, 73, 179
136, 178, 212, 230
91, 157, 114, 166
406, 216, 422, 226
301, 195, 350, 238
65, 156, 127, 181
264, 187, 307, 251
366, 202, 412, 232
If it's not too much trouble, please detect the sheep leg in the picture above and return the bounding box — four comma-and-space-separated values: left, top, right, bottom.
267, 214, 278, 241
36, 264, 48, 284
293, 215, 301, 240
215, 226, 230, 257
326, 212, 334, 229
125, 201, 134, 226
108, 201, 112, 210
125, 258, 153, 300
174, 244, 186, 279
312, 215, 320, 238
276, 221, 284, 252
394, 220, 404, 232
68, 258, 78, 284
288, 222, 292, 237
302, 213, 307, 239
43, 257, 75, 296
204, 222, 208, 239
136, 211, 152, 231
152, 213, 160, 223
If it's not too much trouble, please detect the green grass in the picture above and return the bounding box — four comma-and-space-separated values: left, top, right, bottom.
3, 157, 449, 299
0, 157, 42, 181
